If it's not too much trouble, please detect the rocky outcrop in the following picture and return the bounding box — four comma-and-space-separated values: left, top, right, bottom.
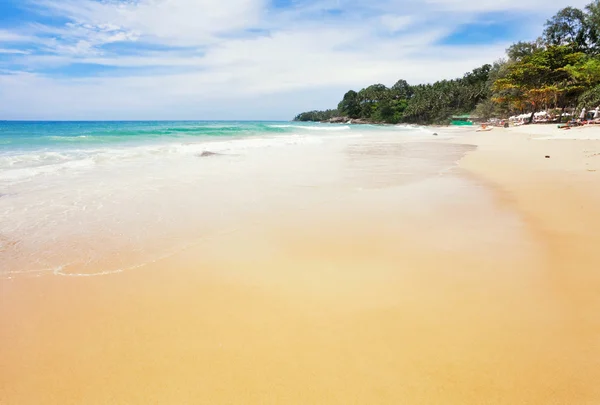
348, 118, 375, 124
320, 116, 349, 124
320, 117, 381, 125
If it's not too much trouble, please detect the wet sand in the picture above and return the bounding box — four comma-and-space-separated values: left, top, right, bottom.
2, 127, 600, 404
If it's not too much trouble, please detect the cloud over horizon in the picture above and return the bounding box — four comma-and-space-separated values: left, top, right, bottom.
0, 0, 590, 120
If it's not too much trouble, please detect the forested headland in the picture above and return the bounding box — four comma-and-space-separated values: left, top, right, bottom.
294, 2, 600, 125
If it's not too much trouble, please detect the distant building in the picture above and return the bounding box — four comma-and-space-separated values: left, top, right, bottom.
451, 114, 482, 126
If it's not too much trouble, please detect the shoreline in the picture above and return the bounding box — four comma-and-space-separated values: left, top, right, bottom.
2, 125, 600, 404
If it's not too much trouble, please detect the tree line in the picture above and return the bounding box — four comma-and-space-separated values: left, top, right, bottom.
294, 1, 600, 124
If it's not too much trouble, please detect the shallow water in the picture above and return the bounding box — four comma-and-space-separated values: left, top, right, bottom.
1, 121, 524, 279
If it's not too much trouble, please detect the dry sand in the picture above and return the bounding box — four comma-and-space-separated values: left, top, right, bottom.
2, 124, 600, 404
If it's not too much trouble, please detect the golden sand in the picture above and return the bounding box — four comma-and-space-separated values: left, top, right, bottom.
2, 127, 600, 404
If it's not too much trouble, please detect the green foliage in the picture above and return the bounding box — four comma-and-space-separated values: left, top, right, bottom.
294, 1, 600, 125
372, 99, 408, 124
402, 65, 492, 124
577, 83, 600, 109
296, 66, 491, 125
507, 40, 543, 62
473, 99, 498, 121
492, 44, 589, 112
544, 7, 589, 50
486, 60, 513, 117
390, 80, 413, 99
563, 56, 600, 84
587, 0, 600, 52
336, 83, 411, 123
294, 109, 339, 122
337, 90, 361, 118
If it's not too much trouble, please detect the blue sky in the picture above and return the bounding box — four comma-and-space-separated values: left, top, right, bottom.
0, 0, 588, 120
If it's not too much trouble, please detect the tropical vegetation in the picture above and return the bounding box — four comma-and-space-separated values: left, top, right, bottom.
294, 1, 600, 125
293, 109, 339, 122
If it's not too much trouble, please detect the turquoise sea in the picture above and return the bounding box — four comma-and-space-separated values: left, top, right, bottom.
0, 121, 368, 185
0, 120, 346, 150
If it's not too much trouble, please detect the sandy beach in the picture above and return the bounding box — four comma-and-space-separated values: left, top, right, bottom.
2, 124, 600, 404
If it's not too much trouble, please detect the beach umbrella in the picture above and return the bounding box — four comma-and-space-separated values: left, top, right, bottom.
580, 108, 587, 119
594, 107, 600, 119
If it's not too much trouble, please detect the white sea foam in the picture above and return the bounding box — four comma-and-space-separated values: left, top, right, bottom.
0, 155, 97, 184
45, 135, 91, 141
0, 134, 327, 186
393, 124, 433, 133
268, 124, 351, 131
177, 133, 325, 154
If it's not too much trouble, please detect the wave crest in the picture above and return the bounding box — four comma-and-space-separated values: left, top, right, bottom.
268, 124, 351, 131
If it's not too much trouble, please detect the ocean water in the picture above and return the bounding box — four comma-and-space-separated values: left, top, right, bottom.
0, 121, 442, 277
0, 121, 361, 184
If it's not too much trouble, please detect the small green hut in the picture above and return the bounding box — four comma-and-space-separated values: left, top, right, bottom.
450, 114, 476, 126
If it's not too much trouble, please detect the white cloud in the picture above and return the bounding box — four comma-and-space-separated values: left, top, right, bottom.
0, 49, 30, 55
0, 0, 587, 119
34, 0, 265, 46
0, 40, 507, 119
0, 30, 36, 43
380, 15, 414, 33
419, 0, 590, 12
